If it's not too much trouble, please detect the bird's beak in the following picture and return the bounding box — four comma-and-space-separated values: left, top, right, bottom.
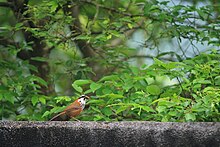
85, 95, 90, 99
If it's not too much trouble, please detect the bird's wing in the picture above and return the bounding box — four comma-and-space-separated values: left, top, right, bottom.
64, 102, 83, 118
64, 101, 81, 112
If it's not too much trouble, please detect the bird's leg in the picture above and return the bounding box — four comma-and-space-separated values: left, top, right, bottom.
71, 117, 80, 121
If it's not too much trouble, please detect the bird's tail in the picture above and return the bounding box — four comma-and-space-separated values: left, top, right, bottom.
50, 111, 69, 121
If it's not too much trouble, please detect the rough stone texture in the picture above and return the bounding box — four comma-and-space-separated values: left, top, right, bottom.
0, 121, 219, 147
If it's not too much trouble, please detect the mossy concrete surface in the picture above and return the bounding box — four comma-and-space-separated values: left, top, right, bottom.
0, 121, 219, 147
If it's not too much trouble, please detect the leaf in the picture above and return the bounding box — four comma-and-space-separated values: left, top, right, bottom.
107, 34, 112, 40
54, 96, 71, 103
48, 1, 58, 12
91, 106, 102, 113
130, 66, 139, 75
105, 93, 124, 99
31, 96, 38, 106
127, 23, 133, 29
160, 1, 169, 5
31, 57, 47, 62
203, 87, 214, 93
147, 85, 161, 95
193, 79, 211, 84
185, 113, 196, 121
122, 79, 133, 92
4, 93, 15, 104
49, 106, 66, 114
84, 89, 93, 94
154, 58, 165, 67
99, 75, 119, 82
30, 76, 48, 87
42, 111, 50, 118
15, 23, 23, 30
102, 88, 112, 94
102, 107, 112, 116
168, 111, 177, 116
72, 80, 90, 93
116, 106, 129, 114
151, 97, 170, 105
28, 64, 38, 72
141, 106, 155, 112
75, 35, 91, 40
72, 83, 83, 93
73, 79, 91, 86
197, 9, 206, 20
90, 82, 102, 92
156, 106, 166, 113
131, 103, 141, 110
155, 58, 182, 69
107, 103, 126, 107
93, 115, 104, 121
144, 3, 152, 15
87, 99, 105, 104
161, 116, 169, 122
39, 97, 46, 104
214, 76, 220, 85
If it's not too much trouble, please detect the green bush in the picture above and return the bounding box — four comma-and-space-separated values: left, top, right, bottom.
43, 51, 220, 122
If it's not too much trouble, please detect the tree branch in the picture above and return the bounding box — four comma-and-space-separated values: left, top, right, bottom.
79, 0, 144, 17
64, 3, 96, 58
0, 2, 13, 8
79, 0, 159, 22
106, 19, 145, 48
128, 55, 176, 61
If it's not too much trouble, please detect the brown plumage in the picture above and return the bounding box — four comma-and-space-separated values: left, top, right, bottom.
50, 95, 89, 121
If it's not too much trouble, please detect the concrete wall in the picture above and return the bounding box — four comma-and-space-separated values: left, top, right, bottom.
0, 121, 219, 147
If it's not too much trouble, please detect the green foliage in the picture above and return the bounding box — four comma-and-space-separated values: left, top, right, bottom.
65, 51, 219, 122
0, 59, 48, 120
0, 0, 219, 121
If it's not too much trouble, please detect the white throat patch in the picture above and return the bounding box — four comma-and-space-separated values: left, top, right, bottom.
77, 98, 86, 109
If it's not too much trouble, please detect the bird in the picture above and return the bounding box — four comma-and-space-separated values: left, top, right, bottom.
50, 95, 90, 121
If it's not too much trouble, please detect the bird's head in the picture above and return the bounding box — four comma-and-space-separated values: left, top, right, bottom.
77, 95, 90, 109
79, 95, 90, 100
